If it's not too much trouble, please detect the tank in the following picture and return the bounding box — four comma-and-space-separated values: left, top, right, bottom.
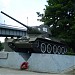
1, 11, 68, 54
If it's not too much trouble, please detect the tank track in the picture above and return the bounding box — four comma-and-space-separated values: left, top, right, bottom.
33, 38, 67, 54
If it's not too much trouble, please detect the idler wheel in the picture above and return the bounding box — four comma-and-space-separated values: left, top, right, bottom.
47, 44, 52, 53
53, 45, 57, 54
41, 43, 46, 53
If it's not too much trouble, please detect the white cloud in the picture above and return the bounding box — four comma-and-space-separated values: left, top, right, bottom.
0, 0, 46, 42
1, 0, 11, 7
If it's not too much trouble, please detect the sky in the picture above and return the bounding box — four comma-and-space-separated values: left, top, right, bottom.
0, 0, 47, 27
0, 0, 47, 42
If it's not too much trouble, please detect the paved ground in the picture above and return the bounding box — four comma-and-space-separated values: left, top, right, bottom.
0, 67, 74, 75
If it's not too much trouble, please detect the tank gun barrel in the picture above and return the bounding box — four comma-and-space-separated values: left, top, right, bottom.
1, 11, 50, 34
1, 11, 29, 29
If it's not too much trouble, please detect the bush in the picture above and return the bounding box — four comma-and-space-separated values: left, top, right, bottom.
66, 48, 75, 55
0, 41, 4, 51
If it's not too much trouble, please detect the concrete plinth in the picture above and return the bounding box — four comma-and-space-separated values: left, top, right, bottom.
28, 53, 75, 73
0, 52, 30, 69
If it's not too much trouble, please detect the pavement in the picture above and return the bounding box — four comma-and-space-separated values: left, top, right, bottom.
0, 67, 74, 75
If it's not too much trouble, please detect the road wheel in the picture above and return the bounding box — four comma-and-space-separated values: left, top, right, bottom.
41, 43, 46, 53
47, 44, 52, 53
57, 46, 62, 54
53, 45, 57, 54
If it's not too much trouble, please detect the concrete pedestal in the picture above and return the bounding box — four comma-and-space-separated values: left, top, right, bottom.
28, 53, 75, 73
0, 52, 75, 73
0, 52, 30, 69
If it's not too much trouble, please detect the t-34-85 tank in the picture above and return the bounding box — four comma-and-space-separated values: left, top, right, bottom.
1, 11, 68, 54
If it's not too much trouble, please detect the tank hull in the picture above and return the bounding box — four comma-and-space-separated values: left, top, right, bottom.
8, 38, 68, 54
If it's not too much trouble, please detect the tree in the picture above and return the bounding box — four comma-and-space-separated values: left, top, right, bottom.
0, 41, 4, 51
37, 0, 75, 52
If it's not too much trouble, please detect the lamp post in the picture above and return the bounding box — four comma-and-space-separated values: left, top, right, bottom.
27, 17, 28, 25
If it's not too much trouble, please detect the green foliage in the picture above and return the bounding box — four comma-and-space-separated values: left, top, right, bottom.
66, 48, 75, 55
0, 41, 4, 51
37, 0, 75, 52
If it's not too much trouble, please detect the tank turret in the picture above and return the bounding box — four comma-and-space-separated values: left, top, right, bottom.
1, 11, 68, 54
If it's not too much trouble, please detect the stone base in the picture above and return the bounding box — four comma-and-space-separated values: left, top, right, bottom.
0, 52, 75, 73
0, 52, 30, 69
28, 53, 75, 73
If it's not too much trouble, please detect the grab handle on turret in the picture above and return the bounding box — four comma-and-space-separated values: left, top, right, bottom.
1, 11, 29, 29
